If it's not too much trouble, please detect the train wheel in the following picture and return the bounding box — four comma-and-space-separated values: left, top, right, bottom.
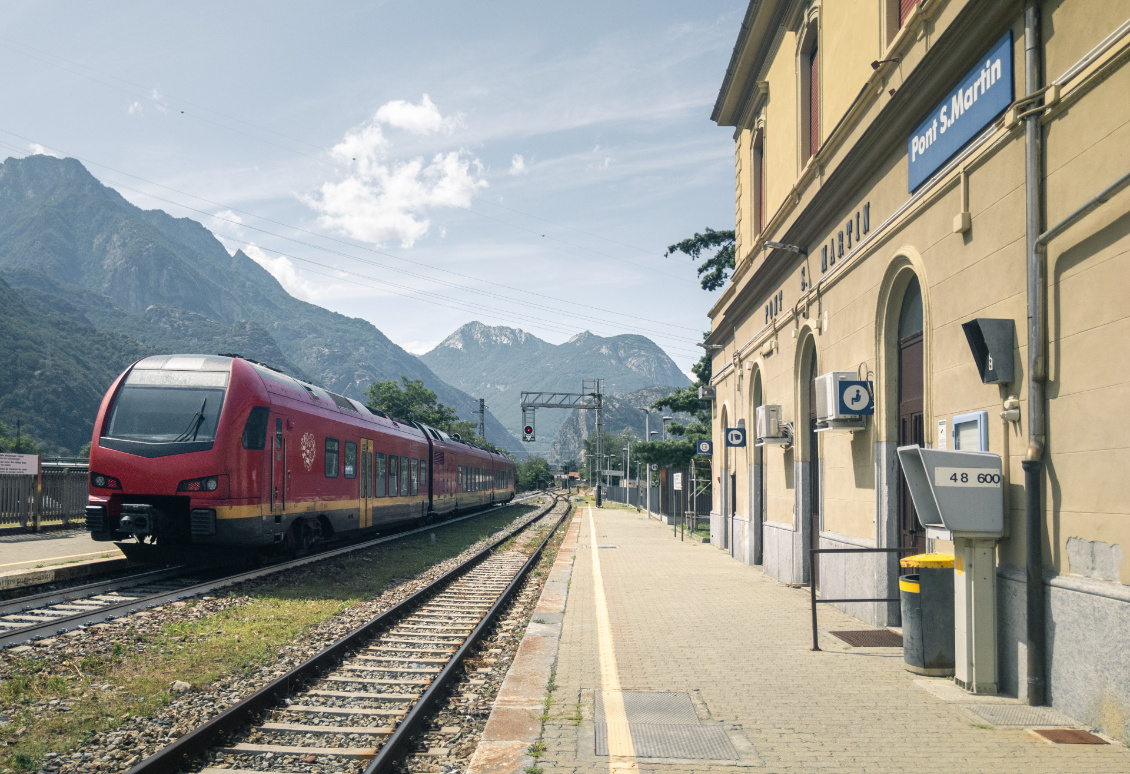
285, 521, 310, 557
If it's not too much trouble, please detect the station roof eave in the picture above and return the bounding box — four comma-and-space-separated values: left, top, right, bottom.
711, 0, 791, 127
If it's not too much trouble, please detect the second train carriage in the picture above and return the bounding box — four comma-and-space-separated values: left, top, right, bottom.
84, 354, 516, 560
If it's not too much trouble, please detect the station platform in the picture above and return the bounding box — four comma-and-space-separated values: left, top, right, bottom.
0, 529, 127, 590
475, 502, 1129, 774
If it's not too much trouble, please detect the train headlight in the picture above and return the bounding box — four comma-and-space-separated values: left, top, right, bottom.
178, 475, 220, 493
90, 472, 121, 490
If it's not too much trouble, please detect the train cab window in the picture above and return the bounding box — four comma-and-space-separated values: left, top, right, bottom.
410, 458, 419, 496
241, 406, 269, 450
400, 456, 410, 496
325, 438, 339, 478
388, 454, 398, 497
344, 441, 357, 479
420, 459, 427, 490
374, 452, 387, 497
275, 418, 283, 449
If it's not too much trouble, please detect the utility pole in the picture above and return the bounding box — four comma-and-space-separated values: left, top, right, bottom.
477, 398, 485, 440
640, 408, 651, 516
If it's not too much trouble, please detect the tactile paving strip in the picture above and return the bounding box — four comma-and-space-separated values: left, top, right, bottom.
830, 630, 904, 647
967, 705, 1073, 727
594, 692, 739, 760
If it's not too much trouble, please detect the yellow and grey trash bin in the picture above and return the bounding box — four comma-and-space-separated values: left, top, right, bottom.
899, 553, 955, 676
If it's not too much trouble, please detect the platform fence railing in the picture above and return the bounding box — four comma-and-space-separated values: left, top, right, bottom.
0, 463, 89, 533
808, 546, 919, 652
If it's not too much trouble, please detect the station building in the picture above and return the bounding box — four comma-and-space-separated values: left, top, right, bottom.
705, 0, 1130, 736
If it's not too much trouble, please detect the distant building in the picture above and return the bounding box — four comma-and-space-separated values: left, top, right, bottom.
707, 0, 1129, 736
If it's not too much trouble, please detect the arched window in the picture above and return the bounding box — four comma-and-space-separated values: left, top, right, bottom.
753, 128, 766, 234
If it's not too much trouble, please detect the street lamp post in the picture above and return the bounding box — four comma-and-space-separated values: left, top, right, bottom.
639, 409, 651, 516
622, 445, 630, 506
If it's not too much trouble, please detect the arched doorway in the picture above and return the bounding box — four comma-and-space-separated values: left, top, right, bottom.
897, 276, 925, 553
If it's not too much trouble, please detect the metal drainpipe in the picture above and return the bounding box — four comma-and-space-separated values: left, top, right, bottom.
1022, 0, 1046, 708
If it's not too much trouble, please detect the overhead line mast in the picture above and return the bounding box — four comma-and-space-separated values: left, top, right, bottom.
520, 379, 605, 506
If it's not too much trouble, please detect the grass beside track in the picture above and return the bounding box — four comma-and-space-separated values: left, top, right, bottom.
0, 501, 543, 772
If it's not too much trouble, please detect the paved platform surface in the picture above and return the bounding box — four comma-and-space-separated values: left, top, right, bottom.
0, 529, 121, 570
539, 503, 1129, 773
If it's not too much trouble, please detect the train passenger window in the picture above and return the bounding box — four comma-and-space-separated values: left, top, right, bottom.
276, 418, 282, 449
420, 459, 427, 490
325, 438, 339, 477
374, 452, 387, 497
410, 458, 419, 496
344, 441, 357, 479
241, 406, 270, 450
388, 455, 399, 496
400, 456, 410, 496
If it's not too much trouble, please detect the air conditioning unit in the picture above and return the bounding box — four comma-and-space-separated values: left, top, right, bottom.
698, 385, 716, 401
814, 371, 872, 431
755, 404, 792, 446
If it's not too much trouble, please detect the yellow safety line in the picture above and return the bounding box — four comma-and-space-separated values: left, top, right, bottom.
0, 550, 121, 569
587, 507, 639, 772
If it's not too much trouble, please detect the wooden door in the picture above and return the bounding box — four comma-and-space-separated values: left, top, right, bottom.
898, 332, 926, 553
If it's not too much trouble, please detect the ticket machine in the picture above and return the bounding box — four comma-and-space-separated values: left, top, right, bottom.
896, 446, 1004, 694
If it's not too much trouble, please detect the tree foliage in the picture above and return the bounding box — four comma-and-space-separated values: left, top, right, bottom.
632, 342, 715, 475
665, 228, 736, 291
0, 420, 43, 455
516, 456, 553, 491
365, 377, 505, 454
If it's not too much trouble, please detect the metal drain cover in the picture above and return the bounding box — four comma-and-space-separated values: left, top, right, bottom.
1034, 728, 1108, 744
595, 723, 738, 759
594, 692, 738, 760
968, 705, 1074, 726
831, 630, 903, 647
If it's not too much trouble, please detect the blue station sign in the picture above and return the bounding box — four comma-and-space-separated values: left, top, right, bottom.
724, 428, 746, 448
695, 440, 713, 455
907, 31, 1013, 191
837, 380, 875, 416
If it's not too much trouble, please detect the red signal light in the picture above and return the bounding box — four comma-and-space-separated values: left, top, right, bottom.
524, 425, 534, 435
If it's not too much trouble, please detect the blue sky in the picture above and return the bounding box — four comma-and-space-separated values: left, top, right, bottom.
0, 1, 741, 375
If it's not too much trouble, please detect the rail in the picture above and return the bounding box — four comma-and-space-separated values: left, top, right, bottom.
808, 546, 918, 651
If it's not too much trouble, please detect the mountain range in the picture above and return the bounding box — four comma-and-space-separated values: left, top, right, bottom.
420, 322, 690, 457
0, 155, 518, 453
0, 155, 692, 459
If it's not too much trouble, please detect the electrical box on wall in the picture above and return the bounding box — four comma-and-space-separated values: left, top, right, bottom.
755, 404, 791, 446
961, 318, 1015, 384
814, 372, 873, 431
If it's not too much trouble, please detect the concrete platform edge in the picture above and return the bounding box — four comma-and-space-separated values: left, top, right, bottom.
0, 557, 134, 591
466, 509, 581, 774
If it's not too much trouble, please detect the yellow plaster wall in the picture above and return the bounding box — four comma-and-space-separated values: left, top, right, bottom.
820, 1, 882, 143
764, 28, 798, 221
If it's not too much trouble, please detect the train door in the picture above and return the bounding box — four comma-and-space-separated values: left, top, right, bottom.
360, 438, 373, 529
270, 414, 287, 520
897, 277, 925, 554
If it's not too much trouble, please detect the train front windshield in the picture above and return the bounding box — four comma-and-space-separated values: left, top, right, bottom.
105, 369, 228, 444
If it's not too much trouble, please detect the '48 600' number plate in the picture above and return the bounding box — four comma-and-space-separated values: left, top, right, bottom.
934, 467, 1001, 487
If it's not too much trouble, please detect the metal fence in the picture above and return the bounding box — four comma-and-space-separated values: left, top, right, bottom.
0, 464, 89, 533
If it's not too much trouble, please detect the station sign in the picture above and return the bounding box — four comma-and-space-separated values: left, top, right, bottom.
673, 473, 683, 490
837, 380, 874, 416
724, 428, 746, 447
907, 31, 1013, 191
0, 453, 39, 476
695, 440, 713, 455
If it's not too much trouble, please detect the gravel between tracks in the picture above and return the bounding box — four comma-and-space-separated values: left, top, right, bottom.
5, 501, 556, 774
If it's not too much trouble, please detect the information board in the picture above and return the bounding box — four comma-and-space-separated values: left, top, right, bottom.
0, 453, 39, 476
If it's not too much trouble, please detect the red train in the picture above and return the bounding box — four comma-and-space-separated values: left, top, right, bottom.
84, 354, 515, 561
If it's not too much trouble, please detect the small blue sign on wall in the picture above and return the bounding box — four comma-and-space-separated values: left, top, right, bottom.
724, 428, 746, 447
838, 381, 875, 416
908, 31, 1013, 191
695, 440, 713, 455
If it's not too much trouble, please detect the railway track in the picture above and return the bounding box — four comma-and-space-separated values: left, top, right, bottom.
0, 494, 551, 650
123, 494, 568, 774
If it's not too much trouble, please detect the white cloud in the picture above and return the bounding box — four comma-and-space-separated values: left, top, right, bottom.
28, 143, 61, 158
401, 339, 439, 355
210, 209, 243, 233
374, 94, 460, 135
589, 145, 613, 171
509, 154, 528, 175
243, 244, 336, 302
308, 96, 487, 247
128, 101, 144, 116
